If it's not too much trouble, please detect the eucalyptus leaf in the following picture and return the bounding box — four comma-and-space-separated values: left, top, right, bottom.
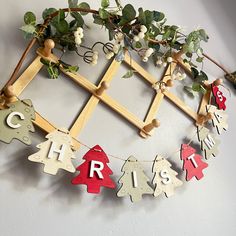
47, 66, 59, 79
119, 4, 136, 25
24, 12, 36, 25
20, 25, 36, 34
71, 12, 84, 26
68, 0, 78, 8
42, 8, 57, 20
122, 70, 134, 78
101, 0, 110, 8
99, 8, 109, 19
56, 20, 69, 33
78, 2, 90, 15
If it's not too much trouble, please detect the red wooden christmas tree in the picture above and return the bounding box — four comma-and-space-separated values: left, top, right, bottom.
181, 144, 208, 181
212, 85, 226, 110
71, 145, 116, 194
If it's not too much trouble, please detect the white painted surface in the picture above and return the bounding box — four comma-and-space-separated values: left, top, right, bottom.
0, 0, 236, 235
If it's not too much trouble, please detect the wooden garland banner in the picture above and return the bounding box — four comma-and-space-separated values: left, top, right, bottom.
0, 3, 231, 203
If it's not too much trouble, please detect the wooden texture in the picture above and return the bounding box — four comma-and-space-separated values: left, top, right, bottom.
117, 156, 153, 202
28, 129, 76, 175
152, 155, 183, 197
0, 100, 35, 145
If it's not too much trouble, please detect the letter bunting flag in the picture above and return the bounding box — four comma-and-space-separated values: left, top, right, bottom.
0, 98, 229, 203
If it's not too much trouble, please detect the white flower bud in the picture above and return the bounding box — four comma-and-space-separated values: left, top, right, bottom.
77, 27, 83, 33
78, 32, 84, 38
142, 56, 148, 62
105, 51, 114, 60
115, 32, 124, 42
133, 35, 140, 42
90, 60, 97, 66
167, 57, 173, 63
138, 32, 145, 39
75, 37, 82, 45
162, 62, 167, 67
74, 31, 80, 37
182, 73, 187, 79
145, 48, 154, 57
92, 54, 98, 60
140, 25, 147, 33
112, 44, 120, 54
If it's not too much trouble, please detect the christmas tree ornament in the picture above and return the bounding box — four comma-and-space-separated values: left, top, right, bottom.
71, 145, 116, 194
152, 156, 183, 197
212, 84, 226, 110
197, 126, 220, 159
0, 99, 35, 145
206, 105, 228, 135
117, 156, 153, 202
181, 144, 208, 181
28, 128, 76, 175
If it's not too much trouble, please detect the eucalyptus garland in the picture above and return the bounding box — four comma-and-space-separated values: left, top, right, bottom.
20, 0, 225, 95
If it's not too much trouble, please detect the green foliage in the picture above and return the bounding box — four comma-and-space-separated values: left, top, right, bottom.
119, 4, 136, 25
78, 2, 90, 15
122, 70, 134, 78
24, 12, 36, 25
101, 0, 110, 8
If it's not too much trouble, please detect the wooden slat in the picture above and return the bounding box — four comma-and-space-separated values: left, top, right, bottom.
163, 90, 199, 121
13, 56, 43, 96
69, 58, 121, 137
124, 53, 157, 85
33, 112, 81, 150
62, 69, 146, 132
198, 88, 211, 115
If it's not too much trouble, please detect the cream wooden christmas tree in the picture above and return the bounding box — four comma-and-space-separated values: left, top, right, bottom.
117, 156, 153, 202
28, 129, 76, 175
152, 155, 183, 198
206, 105, 228, 135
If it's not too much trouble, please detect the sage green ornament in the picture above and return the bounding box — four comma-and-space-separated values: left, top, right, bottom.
197, 126, 220, 160
0, 100, 35, 145
117, 156, 153, 203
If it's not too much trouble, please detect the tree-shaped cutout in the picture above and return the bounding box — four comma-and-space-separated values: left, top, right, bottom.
0, 100, 35, 145
152, 155, 183, 197
197, 126, 220, 159
117, 156, 153, 202
181, 144, 208, 181
206, 105, 228, 135
28, 129, 76, 175
71, 145, 116, 194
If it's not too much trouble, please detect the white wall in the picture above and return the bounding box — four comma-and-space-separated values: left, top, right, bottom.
0, 0, 236, 235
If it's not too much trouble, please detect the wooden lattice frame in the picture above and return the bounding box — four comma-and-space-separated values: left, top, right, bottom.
3, 40, 212, 150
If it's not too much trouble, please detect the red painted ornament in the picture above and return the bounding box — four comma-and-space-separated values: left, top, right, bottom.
181, 144, 208, 181
212, 85, 226, 110
71, 145, 116, 194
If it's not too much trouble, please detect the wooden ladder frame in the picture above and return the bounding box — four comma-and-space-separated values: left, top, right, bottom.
5, 41, 211, 150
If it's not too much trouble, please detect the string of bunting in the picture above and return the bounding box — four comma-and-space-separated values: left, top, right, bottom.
0, 84, 228, 203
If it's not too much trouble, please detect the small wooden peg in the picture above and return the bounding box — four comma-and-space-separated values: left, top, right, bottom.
214, 78, 223, 86
143, 119, 160, 133
166, 79, 174, 87
3, 85, 16, 103
196, 112, 213, 126
96, 81, 109, 96
42, 39, 55, 57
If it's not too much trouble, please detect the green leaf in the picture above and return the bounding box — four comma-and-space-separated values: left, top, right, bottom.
199, 29, 209, 42
42, 8, 57, 20
144, 10, 154, 26
24, 12, 36, 25
122, 70, 134, 78
40, 58, 50, 66
58, 9, 65, 22
148, 42, 160, 51
138, 8, 146, 25
93, 14, 104, 25
153, 11, 165, 22
71, 12, 84, 26
120, 4, 136, 25
192, 82, 201, 92
184, 86, 195, 97
101, 0, 110, 8
78, 2, 90, 15
20, 25, 36, 34
47, 66, 59, 79
191, 67, 199, 78
135, 41, 142, 48
196, 57, 204, 63
56, 20, 69, 33
68, 0, 78, 8
99, 8, 109, 19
